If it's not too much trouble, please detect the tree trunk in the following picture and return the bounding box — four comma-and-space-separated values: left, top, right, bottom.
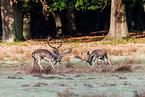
104, 0, 130, 40
13, 1, 25, 41
54, 10, 62, 38
1, 0, 15, 42
23, 14, 31, 40
65, 9, 76, 35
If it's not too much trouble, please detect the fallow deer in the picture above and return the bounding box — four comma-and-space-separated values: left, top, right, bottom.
32, 36, 72, 70
74, 49, 111, 69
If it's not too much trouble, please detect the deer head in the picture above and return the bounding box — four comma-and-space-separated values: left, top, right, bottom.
74, 51, 92, 65
47, 36, 72, 64
54, 48, 72, 64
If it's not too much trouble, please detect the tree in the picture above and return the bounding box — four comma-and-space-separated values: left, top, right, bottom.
1, 0, 25, 42
13, 1, 25, 41
63, 9, 76, 35
23, 14, 31, 40
1, 0, 16, 42
104, 0, 130, 40
30, 0, 109, 37
131, 0, 145, 35
44, 0, 77, 37
54, 9, 62, 38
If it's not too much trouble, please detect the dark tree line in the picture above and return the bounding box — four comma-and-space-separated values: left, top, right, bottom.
21, 1, 145, 39
0, 0, 144, 42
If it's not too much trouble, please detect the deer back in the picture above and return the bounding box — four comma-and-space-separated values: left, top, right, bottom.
32, 49, 58, 61
91, 49, 107, 57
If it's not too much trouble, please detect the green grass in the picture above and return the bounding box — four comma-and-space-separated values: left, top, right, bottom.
0, 73, 145, 97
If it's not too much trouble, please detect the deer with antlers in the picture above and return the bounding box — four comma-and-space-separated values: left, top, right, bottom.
32, 36, 72, 70
74, 49, 111, 69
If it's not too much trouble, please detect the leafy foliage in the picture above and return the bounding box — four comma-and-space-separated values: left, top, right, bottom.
12, 0, 144, 11
11, 0, 112, 12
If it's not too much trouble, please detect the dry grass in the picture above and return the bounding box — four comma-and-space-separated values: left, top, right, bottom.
0, 60, 144, 75
28, 62, 53, 74
0, 37, 145, 64
66, 62, 74, 68
114, 64, 132, 72
0, 51, 6, 61
19, 51, 32, 62
62, 56, 71, 62
9, 54, 18, 61
123, 58, 142, 64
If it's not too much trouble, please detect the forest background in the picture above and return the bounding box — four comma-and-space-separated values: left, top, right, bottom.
0, 0, 144, 42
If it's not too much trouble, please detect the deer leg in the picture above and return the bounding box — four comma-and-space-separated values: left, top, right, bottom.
91, 62, 95, 69
96, 58, 99, 66
32, 59, 35, 67
53, 61, 59, 68
94, 58, 98, 68
105, 55, 111, 67
44, 58, 55, 69
50, 61, 55, 70
56, 62, 60, 68
101, 59, 105, 68
108, 59, 111, 67
37, 60, 44, 70
57, 60, 62, 68
91, 57, 96, 69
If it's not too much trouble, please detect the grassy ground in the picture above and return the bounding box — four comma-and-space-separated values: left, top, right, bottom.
1, 73, 145, 97
0, 37, 145, 97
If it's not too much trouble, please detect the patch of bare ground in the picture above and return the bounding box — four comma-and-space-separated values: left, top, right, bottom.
29, 64, 54, 74
57, 88, 107, 97
57, 89, 78, 97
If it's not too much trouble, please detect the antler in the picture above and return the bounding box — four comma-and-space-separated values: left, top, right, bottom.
74, 55, 89, 61
47, 36, 56, 49
56, 35, 64, 49
56, 39, 63, 49
63, 48, 72, 53
59, 48, 72, 57
47, 36, 63, 50
74, 51, 89, 62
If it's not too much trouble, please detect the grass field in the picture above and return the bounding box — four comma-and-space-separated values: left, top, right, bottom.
0, 37, 145, 97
